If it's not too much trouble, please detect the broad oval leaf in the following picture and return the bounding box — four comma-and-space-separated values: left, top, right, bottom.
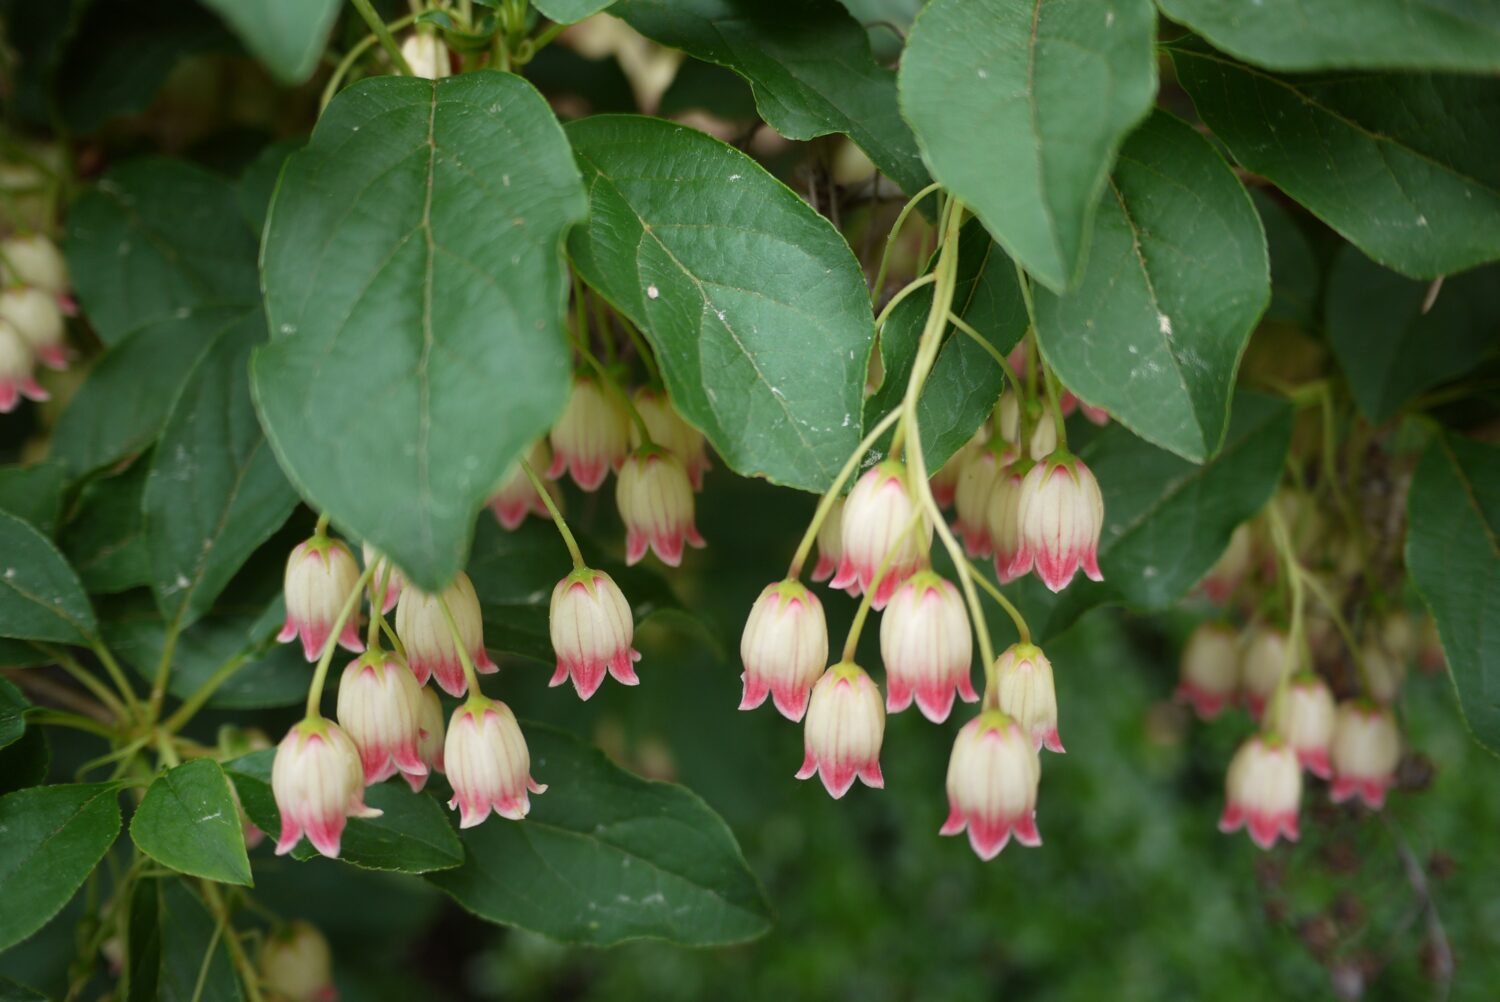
130, 760, 251, 886
60, 457, 154, 596
1252, 190, 1320, 330
0, 463, 67, 537
1173, 43, 1500, 279
227, 750, 464, 874
428, 724, 771, 946
1325, 247, 1500, 424
145, 310, 298, 630
0, 510, 97, 645
1406, 433, 1500, 753
0, 783, 122, 951
567, 115, 874, 493
65, 160, 258, 345
532, 0, 616, 21
199, 0, 342, 84
899, 0, 1158, 291
1034, 111, 1269, 462
125, 879, 162, 1002
256, 71, 585, 592
156, 880, 244, 1002
1157, 0, 1500, 74
615, 0, 928, 194
0, 676, 27, 752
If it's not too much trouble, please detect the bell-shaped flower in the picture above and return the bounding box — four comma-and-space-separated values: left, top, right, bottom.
1016, 452, 1104, 592
1218, 734, 1301, 849
1176, 622, 1240, 720
258, 921, 335, 1002
0, 319, 46, 413
549, 567, 641, 699
1240, 626, 1290, 720
993, 642, 1062, 753
1330, 701, 1400, 809
406, 686, 446, 793
810, 496, 856, 593
488, 440, 559, 530
279, 535, 365, 662
1, 233, 69, 296
632, 387, 711, 490
444, 697, 546, 827
830, 460, 931, 609
400, 30, 451, 79
796, 663, 885, 798
272, 718, 380, 858
986, 463, 1029, 583
880, 572, 976, 723
1272, 673, 1336, 778
395, 571, 497, 697
0, 287, 66, 369
939, 710, 1042, 859
740, 579, 827, 721
362, 543, 405, 615
955, 444, 1004, 558
616, 446, 705, 566
547, 374, 629, 491
336, 650, 427, 785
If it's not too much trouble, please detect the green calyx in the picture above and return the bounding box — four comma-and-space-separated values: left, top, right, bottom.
767, 578, 812, 609
828, 661, 868, 684
563, 565, 605, 596
974, 708, 1016, 733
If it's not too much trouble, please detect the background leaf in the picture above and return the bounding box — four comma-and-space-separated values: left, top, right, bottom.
615, 0, 929, 194
1251, 191, 1321, 330
0, 464, 66, 537
1406, 433, 1500, 753
1173, 42, 1500, 279
154, 881, 243, 1001
898, 0, 1157, 291
59, 457, 153, 595
131, 760, 251, 885
0, 784, 121, 952
198, 0, 342, 84
0, 511, 97, 645
567, 114, 874, 493
1325, 248, 1500, 424
124, 879, 161, 1002
255, 71, 585, 592
0, 728, 49, 797
428, 724, 771, 946
531, 0, 616, 22
0, 677, 28, 752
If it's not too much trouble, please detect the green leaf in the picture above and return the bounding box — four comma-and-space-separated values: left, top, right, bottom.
566, 114, 874, 493
59, 457, 153, 595
49, 306, 252, 476
65, 160, 258, 345
0, 783, 122, 951
0, 975, 51, 1001
614, 0, 929, 194
131, 760, 252, 885
1406, 433, 1500, 753
0, 464, 67, 537
1172, 43, 1500, 280
0, 510, 97, 645
237, 137, 304, 233
1022, 392, 1294, 640
1034, 111, 1269, 462
0, 676, 28, 752
145, 310, 298, 630
124, 878, 161, 1002
864, 219, 1027, 471
155, 881, 243, 1002
255, 71, 585, 592
532, 0, 615, 21
1325, 247, 1500, 424
1251, 190, 1320, 330
898, 0, 1158, 291
428, 724, 770, 946
227, 750, 464, 874
0, 727, 50, 796
1157, 0, 1500, 74
198, 0, 341, 84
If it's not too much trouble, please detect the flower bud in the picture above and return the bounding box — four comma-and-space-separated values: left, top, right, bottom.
954, 444, 1004, 558
395, 572, 497, 697
986, 464, 1029, 583
272, 718, 380, 858
1380, 609, 1415, 664
810, 495, 854, 591
362, 543, 405, 615
1271, 673, 1335, 778
996, 390, 1021, 444
1218, 734, 1301, 849
258, 921, 335, 1002
549, 567, 641, 699
830, 460, 931, 609
616, 447, 705, 566
547, 374, 629, 491
279, 536, 365, 662
940, 710, 1042, 859
444, 697, 545, 826
1199, 523, 1252, 604
489, 440, 559, 530
1176, 622, 1239, 720
796, 663, 884, 798
1, 233, 69, 296
0, 319, 45, 412
406, 686, 446, 792
1027, 414, 1057, 461
631, 387, 711, 490
400, 31, 450, 79
336, 651, 427, 785
1330, 701, 1400, 809
1240, 627, 1290, 720
880, 572, 976, 723
993, 643, 1062, 752
1079, 402, 1109, 426
1016, 453, 1104, 592
1361, 635, 1406, 705
0, 287, 66, 370
740, 579, 827, 721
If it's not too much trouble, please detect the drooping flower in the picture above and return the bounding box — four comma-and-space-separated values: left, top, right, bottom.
0, 233, 69, 297
1240, 626, 1290, 720
1218, 734, 1301, 850
258, 921, 336, 1002
272, 718, 380, 858
362, 543, 405, 615
335, 650, 427, 785
830, 460, 931, 609
632, 386, 711, 490
810, 496, 855, 592
1026, 414, 1057, 461
548, 567, 641, 699
929, 446, 965, 509
993, 643, 1062, 753
547, 374, 630, 491
796, 663, 885, 798
616, 446, 705, 566
1176, 622, 1240, 720
954, 443, 1004, 558
986, 463, 1029, 583
1330, 701, 1400, 809
395, 572, 497, 697
444, 697, 546, 827
279, 536, 365, 662
939, 710, 1042, 859
400, 30, 451, 79
0, 286, 66, 370
1199, 523, 1253, 604
406, 686, 446, 793
739, 579, 827, 721
880, 572, 976, 723
1361, 634, 1407, 705
1016, 453, 1104, 592
0, 319, 45, 413
1273, 673, 1336, 778
488, 440, 559, 531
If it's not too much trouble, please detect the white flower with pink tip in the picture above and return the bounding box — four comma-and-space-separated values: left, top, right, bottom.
549, 567, 641, 699
616, 446, 704, 566
279, 536, 365, 662
1016, 453, 1104, 592
548, 374, 629, 491
1330, 701, 1400, 809
993, 643, 1062, 753
394, 572, 496, 697
1218, 734, 1301, 849
940, 710, 1042, 859
796, 663, 885, 798
879, 572, 976, 723
1176, 622, 1239, 720
272, 718, 380, 859
336, 650, 428, 786
739, 579, 827, 721
830, 460, 929, 609
444, 698, 546, 827
489, 440, 559, 531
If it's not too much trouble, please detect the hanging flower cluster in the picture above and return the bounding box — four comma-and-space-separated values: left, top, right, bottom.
0, 231, 74, 412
